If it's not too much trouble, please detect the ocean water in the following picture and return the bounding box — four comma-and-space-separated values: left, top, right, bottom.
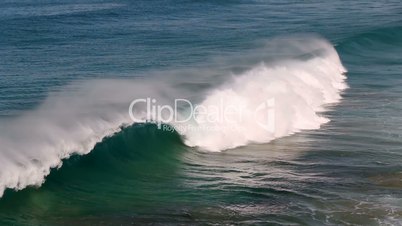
1, 0, 402, 225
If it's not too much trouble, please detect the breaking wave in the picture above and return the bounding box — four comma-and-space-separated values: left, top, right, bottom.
0, 36, 347, 197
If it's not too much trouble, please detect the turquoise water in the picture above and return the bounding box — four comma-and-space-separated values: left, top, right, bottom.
1, 1, 402, 225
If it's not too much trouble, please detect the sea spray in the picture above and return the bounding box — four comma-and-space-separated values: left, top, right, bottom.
180, 40, 347, 151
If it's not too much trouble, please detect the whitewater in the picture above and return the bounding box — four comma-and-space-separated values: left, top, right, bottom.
0, 37, 347, 197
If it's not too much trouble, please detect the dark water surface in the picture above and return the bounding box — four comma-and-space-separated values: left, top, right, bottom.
0, 1, 402, 225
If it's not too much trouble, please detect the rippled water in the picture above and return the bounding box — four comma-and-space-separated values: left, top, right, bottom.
0, 1, 402, 225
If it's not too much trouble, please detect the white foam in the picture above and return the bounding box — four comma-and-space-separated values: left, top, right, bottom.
180, 39, 347, 151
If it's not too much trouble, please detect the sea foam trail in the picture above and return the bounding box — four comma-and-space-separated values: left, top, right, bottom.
0, 37, 347, 197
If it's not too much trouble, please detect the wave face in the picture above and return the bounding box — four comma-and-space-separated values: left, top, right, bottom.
0, 36, 347, 197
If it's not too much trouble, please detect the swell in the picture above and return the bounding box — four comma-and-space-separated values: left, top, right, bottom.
338, 25, 402, 59
0, 36, 347, 197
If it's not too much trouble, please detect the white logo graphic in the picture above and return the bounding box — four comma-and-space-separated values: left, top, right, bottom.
254, 98, 275, 133
128, 98, 276, 132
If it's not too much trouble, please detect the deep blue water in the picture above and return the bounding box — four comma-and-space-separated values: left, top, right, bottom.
0, 1, 402, 225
